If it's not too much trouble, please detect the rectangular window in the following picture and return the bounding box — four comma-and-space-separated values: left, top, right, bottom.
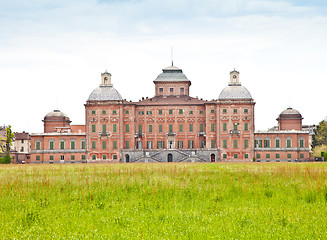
92, 110, 96, 115
147, 141, 153, 149
138, 111, 144, 115
102, 110, 106, 114
180, 87, 184, 93
200, 140, 205, 148
299, 139, 304, 148
287, 153, 291, 159
159, 88, 163, 93
211, 124, 215, 131
177, 141, 183, 149
125, 124, 129, 133
169, 109, 173, 114
146, 111, 152, 115
149, 125, 153, 133
264, 139, 270, 148
71, 155, 75, 160
169, 124, 173, 133
103, 155, 107, 160
81, 141, 86, 149
233, 109, 237, 113
170, 88, 173, 92
255, 140, 263, 148
244, 154, 248, 159
179, 109, 183, 114
223, 154, 227, 159
244, 109, 248, 113
233, 140, 238, 148
36, 141, 41, 150
256, 154, 261, 159
200, 124, 204, 132
102, 124, 106, 133
233, 123, 238, 131
223, 139, 227, 148
158, 109, 163, 115
159, 125, 163, 133
138, 125, 142, 133
60, 141, 65, 150
49, 141, 54, 150
189, 110, 193, 114
179, 124, 183, 132
189, 124, 193, 132
199, 110, 204, 114
113, 110, 117, 114
92, 155, 96, 160
92, 141, 96, 149
125, 110, 129, 114
211, 140, 215, 148
102, 141, 106, 149
71, 141, 75, 150
276, 153, 280, 159
82, 155, 86, 160
244, 139, 248, 148
188, 140, 194, 149
113, 155, 118, 160
157, 141, 164, 149
113, 141, 117, 149
223, 109, 227, 113
36, 156, 40, 161
244, 123, 248, 131
92, 125, 96, 133
223, 123, 227, 131
275, 139, 280, 148
287, 139, 292, 148
50, 155, 53, 161
300, 153, 304, 159
211, 109, 215, 113
113, 124, 117, 133
125, 141, 130, 149
266, 154, 270, 159
234, 154, 238, 159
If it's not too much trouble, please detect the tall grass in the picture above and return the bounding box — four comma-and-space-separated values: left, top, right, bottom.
0, 163, 326, 239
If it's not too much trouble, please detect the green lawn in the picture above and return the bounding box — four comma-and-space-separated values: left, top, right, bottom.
0, 163, 326, 239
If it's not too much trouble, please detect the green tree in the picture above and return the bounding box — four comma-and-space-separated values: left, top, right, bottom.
312, 121, 327, 149
0, 125, 14, 164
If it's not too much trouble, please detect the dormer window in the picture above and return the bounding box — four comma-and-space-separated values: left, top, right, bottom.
233, 75, 237, 83
104, 77, 108, 84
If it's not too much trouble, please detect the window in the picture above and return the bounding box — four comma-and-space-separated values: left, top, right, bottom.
276, 154, 280, 159
255, 139, 262, 148
92, 155, 96, 160
125, 110, 129, 114
113, 141, 117, 149
223, 154, 227, 159
71, 141, 75, 150
244, 109, 248, 113
233, 123, 238, 131
188, 140, 194, 149
138, 111, 144, 115
159, 125, 163, 133
81, 140, 86, 149
169, 109, 173, 114
199, 110, 204, 114
82, 155, 86, 160
287, 138, 292, 148
36, 156, 40, 161
157, 141, 164, 149
113, 155, 117, 160
113, 124, 117, 133
49, 141, 54, 150
211, 140, 215, 148
264, 139, 270, 148
146, 111, 152, 115
275, 138, 280, 148
287, 153, 291, 159
223, 109, 227, 113
211, 109, 215, 113
92, 110, 96, 115
299, 139, 304, 148
245, 154, 248, 159
177, 141, 183, 148
149, 125, 153, 133
170, 88, 174, 93
138, 125, 142, 133
36, 141, 41, 150
200, 124, 204, 132
60, 141, 65, 150
189, 124, 193, 132
300, 154, 304, 159
223, 139, 227, 148
179, 109, 183, 114
159, 88, 163, 93
92, 141, 96, 149
169, 124, 173, 133
233, 140, 238, 148
103, 155, 107, 160
92, 125, 96, 133
71, 155, 75, 160
266, 154, 270, 159
244, 123, 248, 131
179, 124, 183, 132
102, 124, 106, 133
158, 109, 163, 115
125, 124, 129, 133
125, 141, 130, 149
102, 141, 106, 149
50, 155, 53, 161
180, 87, 184, 93
200, 140, 205, 148
211, 124, 215, 132
223, 123, 227, 131
147, 141, 153, 149
234, 154, 238, 159
102, 110, 106, 114
189, 110, 193, 114
112, 110, 117, 114
22, 140, 24, 143
244, 139, 248, 148
256, 154, 261, 159
233, 109, 237, 113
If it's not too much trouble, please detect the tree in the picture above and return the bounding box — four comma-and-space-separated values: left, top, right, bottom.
0, 125, 14, 164
312, 121, 327, 149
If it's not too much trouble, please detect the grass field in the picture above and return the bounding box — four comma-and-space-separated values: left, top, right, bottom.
0, 163, 326, 239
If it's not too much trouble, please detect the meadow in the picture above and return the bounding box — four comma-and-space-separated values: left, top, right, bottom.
0, 162, 326, 239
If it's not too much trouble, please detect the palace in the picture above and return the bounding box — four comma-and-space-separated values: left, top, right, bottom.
29, 65, 310, 163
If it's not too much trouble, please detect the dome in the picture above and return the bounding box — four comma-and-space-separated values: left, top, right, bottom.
278, 107, 302, 120
45, 109, 69, 119
88, 86, 123, 101
218, 85, 252, 100
154, 66, 190, 82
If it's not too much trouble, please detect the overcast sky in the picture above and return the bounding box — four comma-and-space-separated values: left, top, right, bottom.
1, 0, 326, 133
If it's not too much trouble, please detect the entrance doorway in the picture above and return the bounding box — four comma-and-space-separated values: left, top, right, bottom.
211, 154, 215, 162
167, 153, 173, 162
125, 154, 130, 163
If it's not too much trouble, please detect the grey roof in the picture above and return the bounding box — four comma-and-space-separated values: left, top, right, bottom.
154, 66, 190, 82
278, 107, 302, 119
218, 85, 252, 100
45, 110, 69, 118
88, 86, 123, 101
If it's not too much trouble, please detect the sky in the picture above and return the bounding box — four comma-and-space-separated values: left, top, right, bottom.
1, 0, 327, 133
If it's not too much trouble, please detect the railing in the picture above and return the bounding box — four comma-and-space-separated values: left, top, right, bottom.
229, 130, 241, 135
134, 132, 143, 137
